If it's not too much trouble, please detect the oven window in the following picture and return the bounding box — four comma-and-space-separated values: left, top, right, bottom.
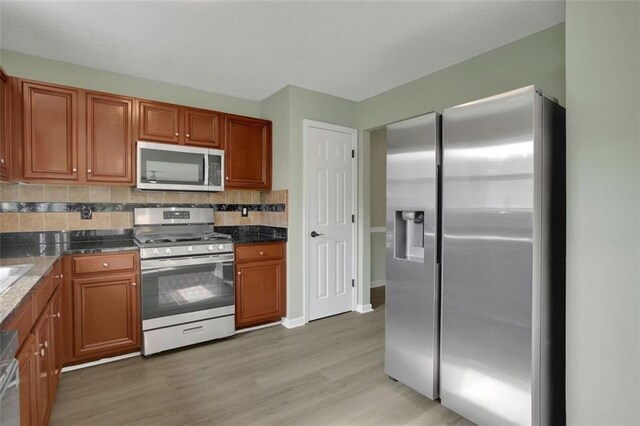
142, 261, 234, 320
139, 147, 205, 185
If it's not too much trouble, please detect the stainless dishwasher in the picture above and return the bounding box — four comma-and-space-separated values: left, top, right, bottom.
0, 330, 19, 425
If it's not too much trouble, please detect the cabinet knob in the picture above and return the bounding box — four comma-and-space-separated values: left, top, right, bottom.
102, 262, 109, 268
35, 349, 45, 357
237, 271, 242, 276
225, 177, 229, 181
259, 251, 264, 256
174, 132, 179, 137
87, 169, 92, 173
186, 134, 190, 138
131, 282, 137, 286
0, 158, 4, 164
44, 341, 48, 348
53, 312, 61, 318
72, 167, 77, 172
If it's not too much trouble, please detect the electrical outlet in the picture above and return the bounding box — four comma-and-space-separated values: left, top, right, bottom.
241, 206, 249, 217
80, 205, 93, 220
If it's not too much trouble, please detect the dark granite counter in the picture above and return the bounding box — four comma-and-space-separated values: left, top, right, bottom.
216, 226, 287, 245
0, 229, 138, 260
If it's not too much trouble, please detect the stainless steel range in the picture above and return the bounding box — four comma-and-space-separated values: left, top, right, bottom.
134, 207, 235, 355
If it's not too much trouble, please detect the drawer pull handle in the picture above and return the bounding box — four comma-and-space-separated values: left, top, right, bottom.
103, 263, 109, 268
44, 341, 48, 349
35, 349, 44, 357
53, 312, 61, 318
182, 326, 203, 334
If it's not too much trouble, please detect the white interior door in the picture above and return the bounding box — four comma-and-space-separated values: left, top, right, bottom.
305, 120, 357, 321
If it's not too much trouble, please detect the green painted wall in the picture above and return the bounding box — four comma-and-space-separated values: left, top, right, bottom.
565, 2, 639, 424
369, 128, 387, 284
260, 86, 290, 190
358, 23, 565, 130
1, 50, 260, 116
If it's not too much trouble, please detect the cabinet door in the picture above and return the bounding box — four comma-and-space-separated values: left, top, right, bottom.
15, 333, 37, 426
22, 81, 78, 180
184, 108, 222, 148
33, 311, 51, 426
72, 273, 139, 359
138, 100, 180, 144
86, 92, 134, 183
49, 286, 63, 394
0, 68, 9, 179
235, 260, 285, 329
224, 115, 272, 189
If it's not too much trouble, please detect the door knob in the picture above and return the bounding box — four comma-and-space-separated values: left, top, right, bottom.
310, 231, 324, 238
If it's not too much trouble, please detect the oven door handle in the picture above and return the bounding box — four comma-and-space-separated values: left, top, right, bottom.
141, 254, 234, 270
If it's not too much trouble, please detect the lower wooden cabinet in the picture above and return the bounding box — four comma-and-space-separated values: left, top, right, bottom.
33, 309, 52, 425
72, 273, 140, 359
15, 334, 36, 426
235, 242, 286, 329
63, 251, 140, 364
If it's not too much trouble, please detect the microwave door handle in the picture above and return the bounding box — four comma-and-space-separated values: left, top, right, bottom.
203, 155, 210, 187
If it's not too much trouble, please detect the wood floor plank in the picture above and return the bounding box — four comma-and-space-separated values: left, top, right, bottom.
50, 291, 471, 426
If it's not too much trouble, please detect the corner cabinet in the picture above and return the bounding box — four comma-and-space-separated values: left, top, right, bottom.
224, 115, 272, 190
22, 81, 79, 181
235, 242, 286, 329
1, 257, 64, 426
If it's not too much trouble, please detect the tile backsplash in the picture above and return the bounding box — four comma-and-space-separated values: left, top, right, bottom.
0, 183, 287, 232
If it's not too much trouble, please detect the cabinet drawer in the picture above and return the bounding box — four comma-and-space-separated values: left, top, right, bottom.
236, 243, 284, 263
1, 295, 34, 347
72, 252, 136, 275
33, 275, 52, 319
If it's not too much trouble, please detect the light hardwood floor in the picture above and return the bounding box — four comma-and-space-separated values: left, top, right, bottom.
50, 287, 472, 426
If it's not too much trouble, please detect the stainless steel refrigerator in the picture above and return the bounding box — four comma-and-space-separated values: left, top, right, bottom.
385, 112, 441, 399
440, 86, 565, 425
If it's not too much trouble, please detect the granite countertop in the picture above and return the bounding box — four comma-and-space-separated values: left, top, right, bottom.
0, 230, 139, 326
0, 226, 286, 326
0, 255, 59, 325
217, 226, 288, 244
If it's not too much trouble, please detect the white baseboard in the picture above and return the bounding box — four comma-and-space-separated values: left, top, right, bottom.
282, 316, 306, 329
62, 352, 140, 373
371, 280, 386, 288
235, 321, 281, 334
355, 304, 374, 314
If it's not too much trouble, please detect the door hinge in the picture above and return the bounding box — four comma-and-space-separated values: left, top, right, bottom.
351, 214, 355, 223
352, 279, 355, 288
351, 149, 355, 158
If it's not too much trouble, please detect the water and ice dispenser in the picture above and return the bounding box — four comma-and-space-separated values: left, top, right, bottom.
394, 210, 425, 262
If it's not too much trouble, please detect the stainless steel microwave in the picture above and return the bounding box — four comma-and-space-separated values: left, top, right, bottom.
136, 141, 224, 192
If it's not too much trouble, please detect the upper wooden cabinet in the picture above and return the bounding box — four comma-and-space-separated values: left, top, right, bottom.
6, 74, 272, 189
22, 81, 79, 181
184, 107, 222, 148
0, 68, 10, 180
138, 100, 180, 144
224, 114, 272, 190
86, 92, 134, 183
139, 102, 222, 148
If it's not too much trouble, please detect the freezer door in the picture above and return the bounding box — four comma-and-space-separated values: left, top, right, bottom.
385, 112, 440, 399
441, 86, 537, 425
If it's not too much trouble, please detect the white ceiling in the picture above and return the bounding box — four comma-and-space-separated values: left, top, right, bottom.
0, 1, 565, 102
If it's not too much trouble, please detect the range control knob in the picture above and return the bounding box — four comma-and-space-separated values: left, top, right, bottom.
207, 245, 214, 251
187, 246, 194, 253
218, 244, 224, 251
164, 248, 171, 255
152, 249, 159, 256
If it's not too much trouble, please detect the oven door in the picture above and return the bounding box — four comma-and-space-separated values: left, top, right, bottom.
137, 141, 209, 191
141, 254, 234, 330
